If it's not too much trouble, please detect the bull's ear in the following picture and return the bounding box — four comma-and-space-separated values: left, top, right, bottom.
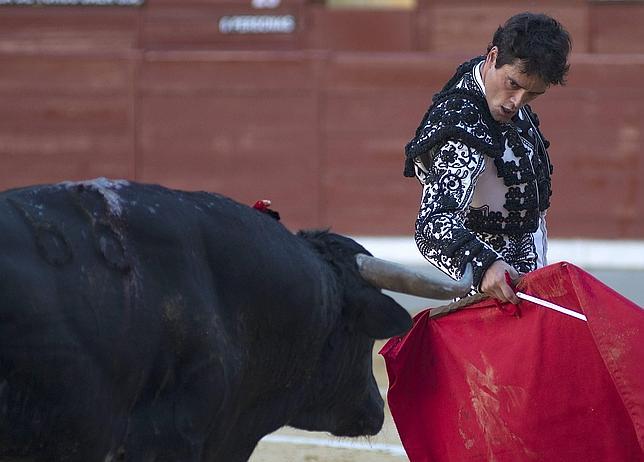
354, 289, 412, 339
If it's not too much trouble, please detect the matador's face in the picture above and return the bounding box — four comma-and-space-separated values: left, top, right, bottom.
482, 47, 549, 123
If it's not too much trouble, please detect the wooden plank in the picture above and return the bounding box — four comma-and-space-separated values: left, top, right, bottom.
146, 0, 305, 5
540, 57, 644, 238
0, 54, 136, 188
421, 3, 589, 54
137, 51, 321, 229
140, 51, 318, 94
323, 52, 460, 92
138, 91, 321, 229
0, 7, 139, 53
306, 6, 414, 52
0, 54, 136, 96
589, 2, 644, 53
322, 133, 418, 235
321, 54, 465, 234
141, 3, 304, 50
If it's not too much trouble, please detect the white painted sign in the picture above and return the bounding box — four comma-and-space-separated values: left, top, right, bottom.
252, 0, 281, 8
219, 15, 296, 34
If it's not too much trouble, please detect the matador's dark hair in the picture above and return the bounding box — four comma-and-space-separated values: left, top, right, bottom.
487, 12, 572, 86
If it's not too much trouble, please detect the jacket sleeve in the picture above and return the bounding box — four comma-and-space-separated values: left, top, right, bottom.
414, 139, 502, 290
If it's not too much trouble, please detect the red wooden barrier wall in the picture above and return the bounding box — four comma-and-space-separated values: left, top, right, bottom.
0, 0, 642, 238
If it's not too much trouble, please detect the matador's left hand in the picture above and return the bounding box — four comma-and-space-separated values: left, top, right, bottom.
480, 260, 520, 304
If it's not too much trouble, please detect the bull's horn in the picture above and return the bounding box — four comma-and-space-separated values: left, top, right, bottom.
355, 254, 472, 300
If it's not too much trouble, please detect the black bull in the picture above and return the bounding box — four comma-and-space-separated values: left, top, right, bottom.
0, 179, 469, 461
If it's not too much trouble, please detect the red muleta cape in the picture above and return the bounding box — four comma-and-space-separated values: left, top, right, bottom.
381, 262, 644, 462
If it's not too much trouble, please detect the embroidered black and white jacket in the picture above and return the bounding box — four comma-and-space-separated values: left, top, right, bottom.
404, 56, 553, 290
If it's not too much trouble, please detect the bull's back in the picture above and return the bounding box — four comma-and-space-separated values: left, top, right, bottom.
0, 181, 146, 343
0, 179, 324, 354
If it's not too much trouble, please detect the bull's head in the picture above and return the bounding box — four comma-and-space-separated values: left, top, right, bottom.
291, 231, 472, 437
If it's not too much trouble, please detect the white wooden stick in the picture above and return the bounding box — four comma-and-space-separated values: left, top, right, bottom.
516, 292, 588, 322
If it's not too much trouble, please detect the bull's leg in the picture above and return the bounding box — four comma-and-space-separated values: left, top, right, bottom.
0, 352, 127, 462
123, 359, 231, 462
173, 358, 234, 460
229, 445, 260, 462
123, 401, 201, 462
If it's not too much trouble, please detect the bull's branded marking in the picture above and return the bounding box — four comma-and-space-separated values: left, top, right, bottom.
59, 177, 128, 217
218, 15, 296, 34
0, 0, 143, 4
